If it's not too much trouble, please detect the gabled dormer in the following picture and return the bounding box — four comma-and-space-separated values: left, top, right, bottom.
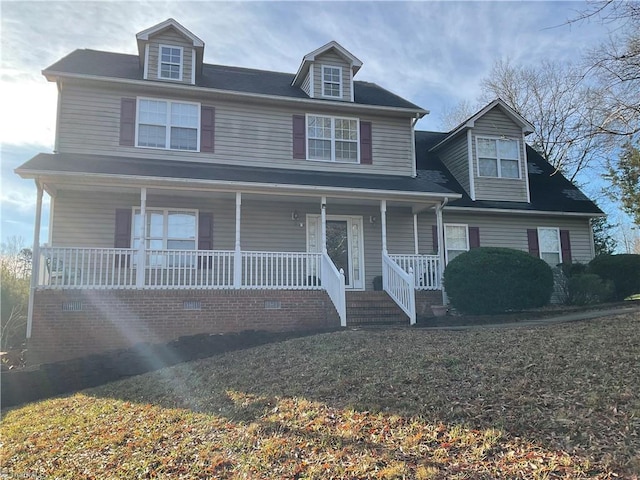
430, 99, 535, 203
291, 41, 363, 102
136, 18, 205, 85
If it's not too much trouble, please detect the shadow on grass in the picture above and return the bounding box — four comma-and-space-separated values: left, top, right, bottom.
80, 312, 640, 476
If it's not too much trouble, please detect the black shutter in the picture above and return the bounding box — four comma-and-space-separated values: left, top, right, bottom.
527, 229, 540, 257
469, 227, 480, 249
201, 106, 215, 152
198, 212, 214, 269
114, 208, 132, 266
360, 121, 372, 164
119, 98, 136, 146
560, 230, 572, 264
292, 115, 306, 159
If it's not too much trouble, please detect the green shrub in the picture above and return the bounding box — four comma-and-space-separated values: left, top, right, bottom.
588, 254, 640, 301
567, 273, 613, 305
443, 247, 554, 314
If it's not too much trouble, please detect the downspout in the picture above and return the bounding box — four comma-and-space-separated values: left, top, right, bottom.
410, 114, 420, 178
27, 180, 44, 339
436, 197, 449, 305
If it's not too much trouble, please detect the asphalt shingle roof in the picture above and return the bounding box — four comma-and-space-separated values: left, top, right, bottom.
17, 152, 458, 196
44, 49, 424, 111
415, 131, 603, 215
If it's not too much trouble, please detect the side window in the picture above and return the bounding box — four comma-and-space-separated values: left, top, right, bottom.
444, 224, 469, 263
538, 227, 561, 265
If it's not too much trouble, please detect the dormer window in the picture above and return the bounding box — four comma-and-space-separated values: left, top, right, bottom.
159, 45, 183, 80
477, 137, 521, 179
322, 65, 342, 98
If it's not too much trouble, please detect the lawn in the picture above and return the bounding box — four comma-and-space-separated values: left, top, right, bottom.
2, 312, 639, 479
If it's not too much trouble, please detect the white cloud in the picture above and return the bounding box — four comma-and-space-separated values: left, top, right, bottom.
0, 0, 625, 243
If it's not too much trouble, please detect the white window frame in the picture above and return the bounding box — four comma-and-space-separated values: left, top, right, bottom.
444, 224, 470, 264
476, 136, 522, 179
305, 114, 360, 163
537, 227, 562, 265
131, 208, 199, 268
321, 65, 343, 98
158, 44, 183, 81
135, 97, 201, 152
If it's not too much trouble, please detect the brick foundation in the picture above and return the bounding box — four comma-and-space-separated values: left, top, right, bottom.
415, 290, 445, 316
28, 289, 340, 365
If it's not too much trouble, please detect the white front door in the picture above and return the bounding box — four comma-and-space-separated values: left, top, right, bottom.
307, 215, 365, 290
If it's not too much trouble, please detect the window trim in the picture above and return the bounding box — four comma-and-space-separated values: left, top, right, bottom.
158, 44, 183, 81
444, 223, 470, 264
321, 64, 343, 99
135, 97, 201, 152
475, 135, 522, 179
537, 226, 562, 265
305, 113, 360, 163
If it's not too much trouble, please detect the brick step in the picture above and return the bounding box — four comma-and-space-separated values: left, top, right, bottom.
345, 291, 408, 325
348, 315, 407, 325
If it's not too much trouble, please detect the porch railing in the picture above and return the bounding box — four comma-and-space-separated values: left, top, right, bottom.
240, 251, 322, 289
39, 247, 137, 288
389, 254, 441, 290
321, 252, 346, 327
146, 249, 234, 288
382, 252, 416, 324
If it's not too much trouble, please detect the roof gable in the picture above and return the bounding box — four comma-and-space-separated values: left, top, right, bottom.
135, 18, 204, 46
430, 98, 534, 152
292, 41, 363, 87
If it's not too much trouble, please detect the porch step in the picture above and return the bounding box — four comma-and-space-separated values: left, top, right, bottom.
346, 291, 408, 326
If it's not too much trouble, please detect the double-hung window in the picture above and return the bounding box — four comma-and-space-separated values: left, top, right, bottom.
137, 98, 200, 151
132, 209, 197, 267
322, 65, 342, 98
538, 227, 561, 266
445, 224, 469, 263
307, 115, 359, 163
159, 45, 182, 80
477, 137, 521, 178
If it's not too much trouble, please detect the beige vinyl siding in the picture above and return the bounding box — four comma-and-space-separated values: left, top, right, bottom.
416, 211, 594, 264
146, 29, 194, 84
312, 51, 352, 102
51, 190, 429, 291
472, 107, 529, 202
57, 84, 414, 175
301, 71, 311, 97
436, 132, 470, 195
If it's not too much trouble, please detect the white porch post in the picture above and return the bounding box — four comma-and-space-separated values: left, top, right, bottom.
234, 192, 242, 288
321, 196, 327, 253
380, 200, 387, 254
26, 181, 44, 339
136, 187, 147, 287
413, 213, 419, 255
436, 199, 448, 304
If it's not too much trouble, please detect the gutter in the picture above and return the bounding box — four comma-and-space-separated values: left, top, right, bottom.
443, 205, 605, 218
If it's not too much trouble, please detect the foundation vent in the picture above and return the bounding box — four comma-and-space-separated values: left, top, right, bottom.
183, 300, 202, 310
264, 300, 282, 310
62, 301, 83, 312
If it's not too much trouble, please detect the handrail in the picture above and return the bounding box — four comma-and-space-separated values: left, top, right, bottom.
382, 252, 416, 324
321, 252, 346, 327
389, 254, 440, 290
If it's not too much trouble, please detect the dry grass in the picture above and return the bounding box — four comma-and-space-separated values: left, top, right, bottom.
2, 312, 639, 479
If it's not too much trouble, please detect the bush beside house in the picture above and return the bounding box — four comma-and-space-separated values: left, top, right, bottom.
443, 247, 554, 314
588, 254, 640, 301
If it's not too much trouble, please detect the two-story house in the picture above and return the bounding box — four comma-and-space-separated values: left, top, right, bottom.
16, 19, 602, 364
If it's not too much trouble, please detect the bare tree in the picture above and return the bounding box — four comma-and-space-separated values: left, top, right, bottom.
478, 59, 611, 182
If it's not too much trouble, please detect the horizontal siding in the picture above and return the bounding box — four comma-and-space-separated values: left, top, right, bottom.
437, 133, 470, 194
313, 50, 352, 102
57, 84, 414, 175
301, 71, 311, 97
416, 211, 594, 264
146, 30, 194, 84
51, 191, 430, 291
471, 107, 528, 202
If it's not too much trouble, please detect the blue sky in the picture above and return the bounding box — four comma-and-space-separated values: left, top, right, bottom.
0, 0, 627, 247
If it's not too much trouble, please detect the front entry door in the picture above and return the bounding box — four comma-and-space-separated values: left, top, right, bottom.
307, 215, 364, 290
